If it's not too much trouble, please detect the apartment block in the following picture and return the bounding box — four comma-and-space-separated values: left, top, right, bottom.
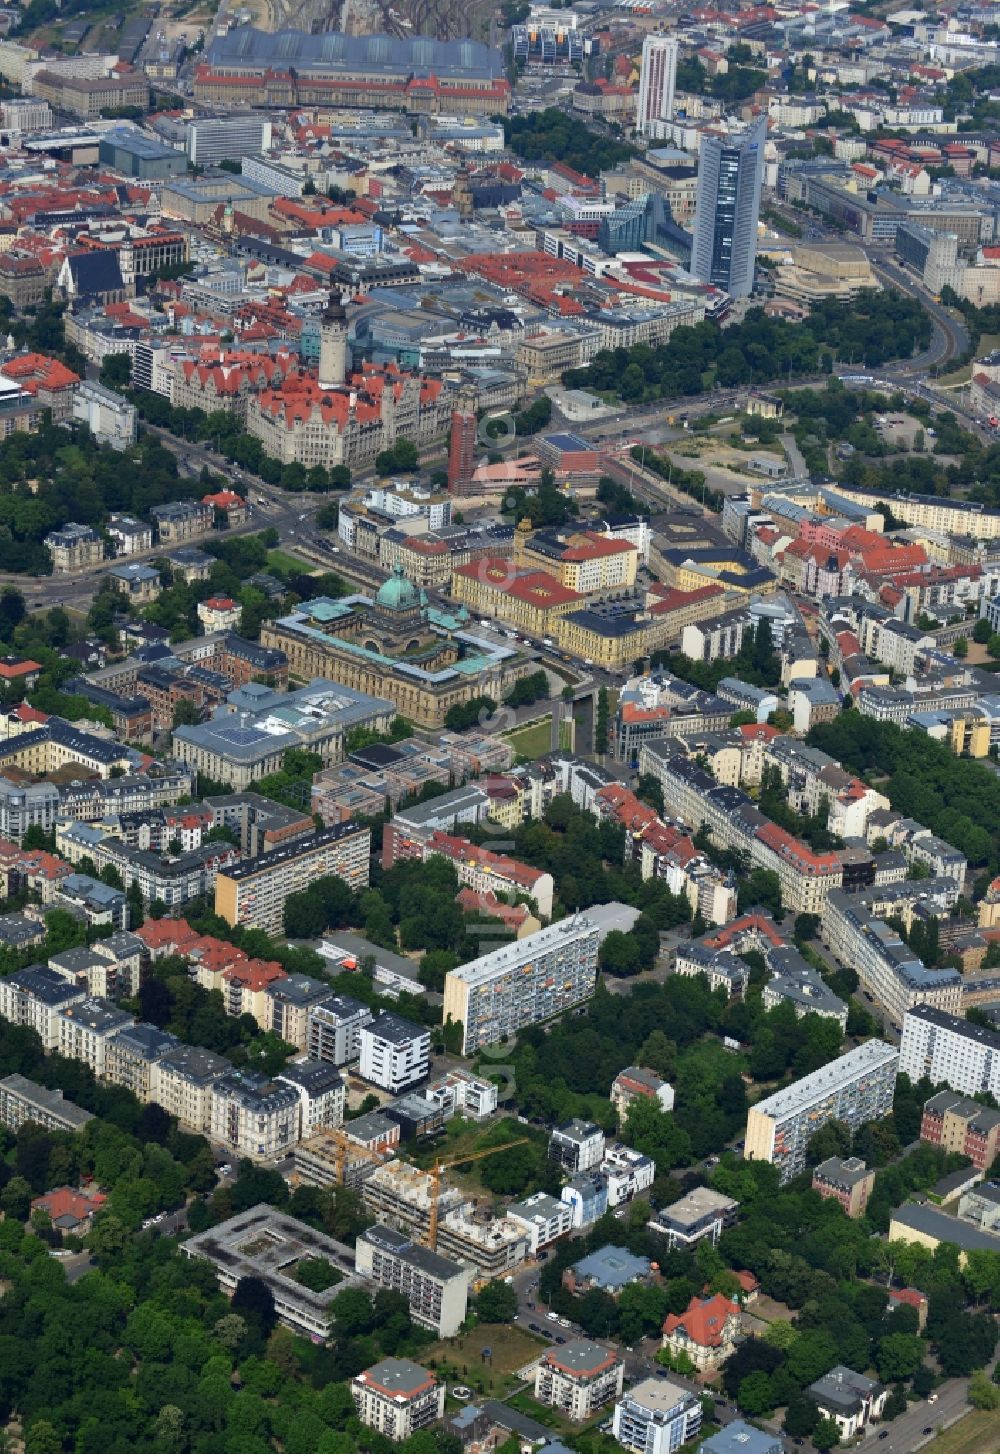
811, 1156, 875, 1218
307, 994, 374, 1066
745, 1040, 898, 1184
352, 1360, 444, 1442
443, 914, 601, 1056
265, 975, 332, 1052
214, 823, 370, 935
613, 1378, 702, 1454
275, 1059, 345, 1140
822, 889, 963, 1026
508, 1191, 574, 1254
534, 1339, 625, 1422
900, 1005, 1000, 1100
151, 1043, 232, 1133
0, 965, 85, 1048
384, 825, 554, 918
209, 1071, 300, 1163
359, 1012, 430, 1094
920, 1089, 1000, 1173
425, 1068, 499, 1121
0, 1073, 93, 1133
103, 1023, 180, 1102
550, 1119, 606, 1173
56, 997, 134, 1076
602, 1144, 656, 1206
354, 1224, 470, 1337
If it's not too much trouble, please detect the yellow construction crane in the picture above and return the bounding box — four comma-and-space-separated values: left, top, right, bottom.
427, 1139, 530, 1251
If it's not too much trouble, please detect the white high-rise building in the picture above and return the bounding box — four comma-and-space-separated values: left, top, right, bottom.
638, 36, 678, 137
899, 1005, 1000, 1100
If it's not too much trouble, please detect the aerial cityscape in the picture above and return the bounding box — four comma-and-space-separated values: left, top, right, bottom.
0, 1, 998, 1453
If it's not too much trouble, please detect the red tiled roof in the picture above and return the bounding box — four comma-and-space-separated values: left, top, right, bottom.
663, 1294, 741, 1348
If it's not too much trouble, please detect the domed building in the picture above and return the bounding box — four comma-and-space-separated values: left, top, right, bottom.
261, 568, 532, 728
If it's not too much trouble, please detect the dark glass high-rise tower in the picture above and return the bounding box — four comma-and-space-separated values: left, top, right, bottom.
691, 116, 767, 299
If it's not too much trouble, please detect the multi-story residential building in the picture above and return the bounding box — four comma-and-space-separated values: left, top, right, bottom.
0, 779, 61, 842
354, 1224, 469, 1337
73, 380, 137, 450
104, 1023, 180, 1103
811, 1156, 875, 1218
275, 1059, 345, 1140
384, 827, 554, 918
44, 522, 104, 573
210, 1071, 300, 1163
613, 1377, 703, 1454
0, 1073, 94, 1133
358, 1013, 430, 1094
602, 1144, 656, 1207
919, 1090, 1000, 1172
550, 1119, 606, 1174
307, 994, 374, 1066
424, 1068, 499, 1122
56, 998, 134, 1076
661, 1293, 742, 1371
0, 965, 86, 1048
151, 1043, 232, 1134
900, 1005, 1000, 1099
745, 1040, 899, 1183
151, 499, 213, 544
639, 745, 843, 915
352, 1360, 444, 1443
535, 1340, 625, 1421
265, 975, 332, 1052
214, 824, 370, 935
610, 1066, 675, 1121
637, 35, 678, 137
648, 1187, 739, 1250
48, 935, 144, 1002
508, 1191, 574, 1254
443, 915, 601, 1056
822, 889, 963, 1026
807, 1368, 887, 1441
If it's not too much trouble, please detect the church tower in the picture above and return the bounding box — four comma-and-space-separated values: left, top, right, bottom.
318, 288, 348, 390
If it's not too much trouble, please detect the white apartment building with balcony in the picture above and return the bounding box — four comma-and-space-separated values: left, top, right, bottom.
359, 1012, 430, 1094
56, 997, 134, 1076
352, 1359, 444, 1442
613, 1378, 703, 1454
899, 1005, 1000, 1100
535, 1340, 625, 1422
354, 1224, 470, 1337
745, 1040, 899, 1183
443, 914, 601, 1056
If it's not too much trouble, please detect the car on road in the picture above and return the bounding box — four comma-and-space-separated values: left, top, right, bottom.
922, 1428, 933, 1436
546, 1311, 559, 1321
555, 1336, 566, 1344
878, 1432, 889, 1440
529, 1323, 542, 1333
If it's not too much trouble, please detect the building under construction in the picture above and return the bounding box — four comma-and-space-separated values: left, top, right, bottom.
293, 1126, 394, 1191
361, 1161, 528, 1279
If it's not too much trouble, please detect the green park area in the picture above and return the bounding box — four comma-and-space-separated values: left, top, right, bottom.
926, 1410, 1000, 1454
504, 716, 553, 760
427, 1323, 545, 1399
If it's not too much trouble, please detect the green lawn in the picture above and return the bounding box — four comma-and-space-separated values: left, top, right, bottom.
923, 1411, 1000, 1454
426, 1324, 546, 1398
504, 716, 553, 760
266, 548, 314, 575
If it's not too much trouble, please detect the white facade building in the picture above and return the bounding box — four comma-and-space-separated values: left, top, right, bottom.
613, 1378, 703, 1454
535, 1340, 625, 1422
352, 1360, 444, 1442
899, 1005, 1000, 1100
359, 1012, 430, 1094
638, 36, 678, 137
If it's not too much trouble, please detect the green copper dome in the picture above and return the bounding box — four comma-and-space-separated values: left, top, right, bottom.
375, 565, 419, 612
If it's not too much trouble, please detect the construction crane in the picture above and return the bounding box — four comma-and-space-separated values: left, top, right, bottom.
427, 1139, 530, 1251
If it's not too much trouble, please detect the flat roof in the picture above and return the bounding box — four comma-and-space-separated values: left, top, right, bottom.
751, 1040, 898, 1121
